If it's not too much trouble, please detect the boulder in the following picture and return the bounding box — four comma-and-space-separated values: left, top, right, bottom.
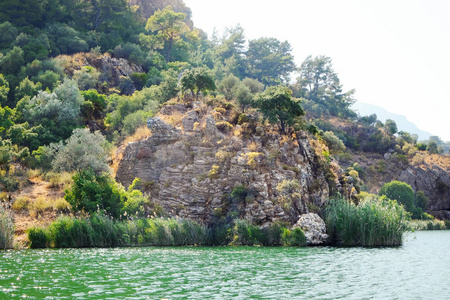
294, 213, 329, 245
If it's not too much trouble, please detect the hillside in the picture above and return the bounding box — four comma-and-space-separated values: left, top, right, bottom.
0, 0, 449, 248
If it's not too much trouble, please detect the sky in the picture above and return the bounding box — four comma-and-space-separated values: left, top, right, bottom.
183, 0, 450, 141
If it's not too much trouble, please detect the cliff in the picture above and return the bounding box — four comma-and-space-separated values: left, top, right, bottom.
115, 101, 350, 225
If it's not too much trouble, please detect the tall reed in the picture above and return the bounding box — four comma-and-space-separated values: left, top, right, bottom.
28, 215, 211, 248
0, 205, 14, 249
325, 195, 408, 247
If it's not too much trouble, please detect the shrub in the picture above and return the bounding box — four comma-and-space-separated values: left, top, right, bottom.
0, 205, 13, 249
415, 190, 429, 211
379, 180, 415, 212
53, 198, 71, 213
65, 169, 124, 218
281, 227, 307, 247
322, 131, 346, 153
27, 227, 49, 248
215, 121, 233, 133
12, 196, 30, 211
51, 128, 110, 174
30, 197, 51, 215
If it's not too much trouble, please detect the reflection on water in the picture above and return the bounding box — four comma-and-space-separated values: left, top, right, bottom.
0, 231, 449, 299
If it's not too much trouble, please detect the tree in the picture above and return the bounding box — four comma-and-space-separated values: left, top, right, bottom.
51, 128, 110, 174
24, 79, 83, 123
180, 67, 216, 100
245, 37, 295, 86
379, 180, 415, 212
144, 5, 189, 62
218, 73, 239, 101
0, 46, 24, 75
384, 119, 398, 135
0, 74, 9, 106
294, 55, 355, 116
0, 21, 18, 49
255, 86, 304, 134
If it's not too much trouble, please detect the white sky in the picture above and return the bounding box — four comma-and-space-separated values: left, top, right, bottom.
183, 0, 450, 141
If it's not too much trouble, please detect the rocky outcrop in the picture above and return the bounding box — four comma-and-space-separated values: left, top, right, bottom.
294, 213, 329, 245
399, 165, 450, 219
116, 104, 334, 225
87, 55, 144, 87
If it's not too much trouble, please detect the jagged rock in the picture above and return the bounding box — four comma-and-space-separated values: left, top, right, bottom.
116, 109, 331, 223
88, 55, 143, 87
147, 117, 180, 137
294, 213, 329, 245
399, 165, 450, 218
181, 110, 199, 132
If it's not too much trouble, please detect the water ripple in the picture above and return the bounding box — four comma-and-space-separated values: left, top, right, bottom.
0, 231, 449, 299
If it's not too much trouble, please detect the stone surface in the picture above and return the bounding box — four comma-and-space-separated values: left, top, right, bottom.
399, 165, 450, 218
294, 213, 329, 245
116, 106, 340, 224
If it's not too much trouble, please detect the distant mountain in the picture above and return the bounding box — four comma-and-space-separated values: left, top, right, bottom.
352, 102, 432, 141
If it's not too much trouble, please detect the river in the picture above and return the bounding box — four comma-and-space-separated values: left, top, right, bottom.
0, 230, 449, 299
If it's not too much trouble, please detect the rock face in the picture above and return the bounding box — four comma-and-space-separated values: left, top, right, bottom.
399, 165, 450, 219
116, 104, 334, 225
88, 55, 144, 87
294, 213, 329, 245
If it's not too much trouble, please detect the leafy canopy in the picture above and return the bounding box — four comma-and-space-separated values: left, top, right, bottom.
255, 85, 304, 134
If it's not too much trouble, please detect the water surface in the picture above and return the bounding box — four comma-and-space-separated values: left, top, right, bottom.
0, 231, 448, 299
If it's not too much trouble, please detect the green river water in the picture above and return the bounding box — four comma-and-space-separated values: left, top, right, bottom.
0, 230, 449, 299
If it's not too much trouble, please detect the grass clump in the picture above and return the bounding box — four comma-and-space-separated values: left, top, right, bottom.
12, 196, 30, 211
325, 194, 408, 247
0, 205, 14, 249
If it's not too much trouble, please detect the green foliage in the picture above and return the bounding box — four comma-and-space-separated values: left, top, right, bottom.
379, 180, 415, 212
322, 131, 346, 153
105, 86, 160, 136
325, 195, 407, 247
281, 227, 307, 247
245, 37, 295, 86
218, 73, 239, 100
0, 46, 24, 75
293, 55, 355, 117
65, 169, 124, 218
27, 227, 49, 248
144, 5, 190, 62
180, 67, 216, 99
384, 119, 398, 135
256, 85, 304, 134
28, 215, 209, 248
51, 128, 109, 174
0, 204, 14, 249
0, 74, 9, 106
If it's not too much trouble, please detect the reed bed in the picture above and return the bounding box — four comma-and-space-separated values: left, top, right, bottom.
27, 215, 307, 248
0, 205, 14, 249
325, 196, 408, 247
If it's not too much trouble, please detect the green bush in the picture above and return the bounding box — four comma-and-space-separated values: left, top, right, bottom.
379, 180, 415, 212
281, 227, 307, 247
27, 227, 49, 248
325, 195, 407, 247
65, 169, 125, 218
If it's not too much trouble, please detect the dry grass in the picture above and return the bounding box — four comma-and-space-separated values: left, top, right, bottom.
159, 111, 185, 128
247, 141, 259, 152
121, 126, 151, 145
12, 196, 30, 211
